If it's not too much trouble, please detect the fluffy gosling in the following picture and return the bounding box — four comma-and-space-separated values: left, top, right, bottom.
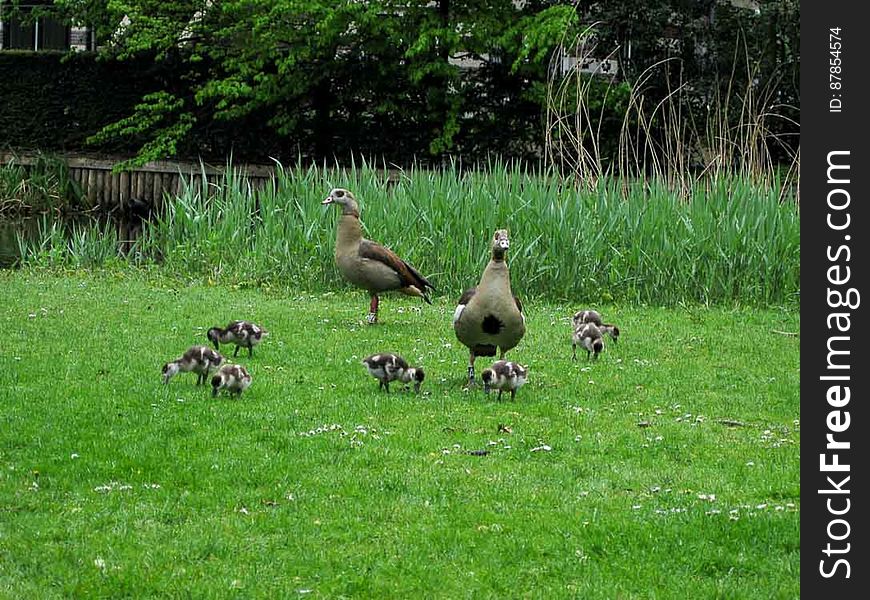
207, 320, 268, 358
211, 364, 253, 398
572, 322, 604, 361
481, 360, 528, 401
162, 346, 224, 385
572, 309, 620, 344
361, 353, 425, 393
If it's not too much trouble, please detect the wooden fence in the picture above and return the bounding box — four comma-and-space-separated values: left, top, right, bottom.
1, 152, 277, 212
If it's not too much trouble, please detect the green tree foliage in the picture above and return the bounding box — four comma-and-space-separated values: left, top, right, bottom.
41, 0, 576, 165
21, 1, 797, 167
580, 0, 800, 164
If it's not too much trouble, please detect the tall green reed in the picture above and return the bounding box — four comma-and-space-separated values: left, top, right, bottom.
15, 164, 800, 304
17, 161, 800, 306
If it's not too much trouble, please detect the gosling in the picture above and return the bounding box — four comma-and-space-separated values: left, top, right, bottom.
572, 309, 620, 344
481, 360, 528, 401
211, 364, 253, 398
361, 353, 425, 393
572, 322, 604, 361
162, 346, 224, 385
207, 320, 268, 357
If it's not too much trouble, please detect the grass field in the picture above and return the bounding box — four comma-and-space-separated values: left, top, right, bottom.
0, 270, 799, 598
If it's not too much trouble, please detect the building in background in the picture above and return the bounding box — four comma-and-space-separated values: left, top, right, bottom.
0, 0, 94, 51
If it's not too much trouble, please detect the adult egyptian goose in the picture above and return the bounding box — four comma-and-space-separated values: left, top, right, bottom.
322, 188, 435, 324
572, 309, 620, 344
481, 360, 528, 401
361, 352, 425, 393
453, 229, 525, 384
162, 346, 224, 385
207, 320, 268, 357
211, 364, 253, 397
572, 322, 604, 361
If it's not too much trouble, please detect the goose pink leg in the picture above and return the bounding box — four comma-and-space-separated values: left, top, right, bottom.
366, 294, 379, 324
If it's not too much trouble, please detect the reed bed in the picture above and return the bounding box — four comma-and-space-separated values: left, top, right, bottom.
16, 162, 799, 306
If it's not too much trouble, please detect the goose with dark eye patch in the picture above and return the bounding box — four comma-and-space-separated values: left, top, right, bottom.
361, 353, 425, 393
572, 309, 620, 344
453, 229, 525, 384
323, 188, 435, 324
162, 346, 224, 385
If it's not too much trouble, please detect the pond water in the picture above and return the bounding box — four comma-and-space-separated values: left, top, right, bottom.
0, 218, 39, 268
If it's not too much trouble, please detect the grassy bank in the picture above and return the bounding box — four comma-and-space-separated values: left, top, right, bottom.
13, 163, 800, 306
1, 271, 799, 597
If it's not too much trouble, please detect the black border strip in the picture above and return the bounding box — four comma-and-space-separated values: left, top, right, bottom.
802, 2, 868, 595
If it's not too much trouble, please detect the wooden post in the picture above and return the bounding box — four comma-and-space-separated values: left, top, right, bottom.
152, 173, 163, 209
119, 171, 130, 210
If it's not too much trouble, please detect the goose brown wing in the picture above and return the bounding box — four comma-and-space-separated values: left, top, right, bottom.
457, 287, 477, 306
359, 239, 435, 293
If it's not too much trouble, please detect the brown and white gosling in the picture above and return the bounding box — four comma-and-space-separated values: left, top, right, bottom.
481, 360, 529, 401
572, 322, 604, 361
572, 309, 620, 344
162, 346, 224, 385
361, 353, 425, 393
211, 364, 253, 398
207, 320, 268, 357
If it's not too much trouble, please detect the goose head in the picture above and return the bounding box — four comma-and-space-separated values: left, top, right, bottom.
481, 367, 495, 393
406, 367, 425, 393
322, 188, 360, 216
206, 327, 222, 348
161, 361, 180, 384
491, 229, 510, 260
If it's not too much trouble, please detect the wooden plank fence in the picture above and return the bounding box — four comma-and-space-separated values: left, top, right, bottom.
0, 152, 277, 212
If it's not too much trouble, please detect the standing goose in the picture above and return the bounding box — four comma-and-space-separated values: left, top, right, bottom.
572, 309, 620, 344
454, 229, 525, 384
322, 188, 435, 324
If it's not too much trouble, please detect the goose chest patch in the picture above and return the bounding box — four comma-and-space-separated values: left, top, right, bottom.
482, 314, 504, 334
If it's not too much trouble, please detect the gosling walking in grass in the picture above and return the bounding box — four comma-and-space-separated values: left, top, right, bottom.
361, 353, 425, 393
162, 346, 224, 385
207, 320, 268, 357
481, 360, 528, 401
572, 309, 620, 344
572, 322, 604, 361
211, 364, 252, 397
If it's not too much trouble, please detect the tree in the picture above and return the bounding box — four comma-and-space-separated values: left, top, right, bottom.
43, 0, 577, 166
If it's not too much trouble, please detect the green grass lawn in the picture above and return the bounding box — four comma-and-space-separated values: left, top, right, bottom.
0, 271, 799, 598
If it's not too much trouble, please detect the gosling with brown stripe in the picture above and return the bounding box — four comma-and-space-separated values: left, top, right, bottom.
362, 352, 425, 393
572, 322, 604, 361
211, 364, 253, 397
454, 229, 525, 384
481, 360, 528, 401
207, 320, 268, 357
162, 346, 224, 385
323, 188, 435, 324
572, 309, 620, 344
